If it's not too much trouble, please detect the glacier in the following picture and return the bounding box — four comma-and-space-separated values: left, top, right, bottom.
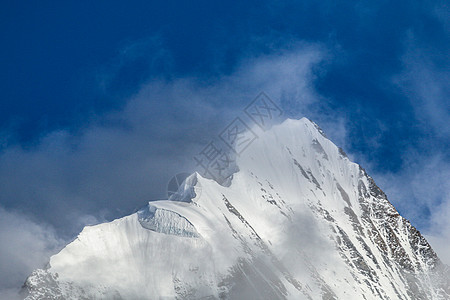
23, 118, 450, 299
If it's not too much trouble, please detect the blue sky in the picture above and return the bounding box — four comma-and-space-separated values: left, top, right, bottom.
0, 0, 449, 294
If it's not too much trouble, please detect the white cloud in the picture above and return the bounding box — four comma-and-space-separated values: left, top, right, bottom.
361, 30, 450, 265
0, 206, 63, 299
368, 130, 450, 265
1, 34, 448, 299
0, 44, 326, 236
0, 43, 329, 294
426, 199, 450, 265
393, 33, 450, 138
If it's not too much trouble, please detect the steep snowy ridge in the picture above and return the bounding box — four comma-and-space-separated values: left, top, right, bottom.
23, 118, 450, 299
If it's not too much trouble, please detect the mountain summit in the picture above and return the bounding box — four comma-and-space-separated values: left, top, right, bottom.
23, 118, 450, 299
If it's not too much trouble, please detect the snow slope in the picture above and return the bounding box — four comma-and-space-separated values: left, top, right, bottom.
23, 118, 450, 299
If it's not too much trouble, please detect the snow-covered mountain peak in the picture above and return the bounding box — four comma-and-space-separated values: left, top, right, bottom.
23, 118, 450, 300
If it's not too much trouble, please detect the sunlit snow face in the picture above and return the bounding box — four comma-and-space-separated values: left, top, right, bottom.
23, 118, 450, 300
